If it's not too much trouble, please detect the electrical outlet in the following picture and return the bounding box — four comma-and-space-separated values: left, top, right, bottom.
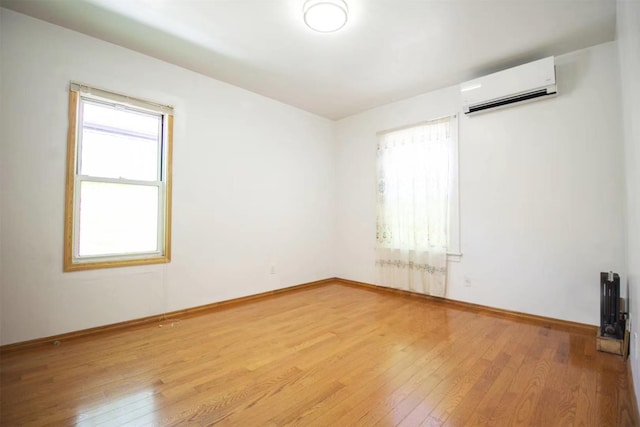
270, 264, 277, 275
464, 277, 472, 288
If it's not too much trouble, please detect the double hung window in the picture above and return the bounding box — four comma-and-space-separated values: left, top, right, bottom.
64, 84, 173, 271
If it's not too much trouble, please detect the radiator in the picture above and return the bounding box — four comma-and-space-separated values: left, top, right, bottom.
600, 271, 624, 339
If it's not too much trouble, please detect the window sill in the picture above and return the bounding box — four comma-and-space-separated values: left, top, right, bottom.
447, 252, 463, 263
64, 255, 170, 272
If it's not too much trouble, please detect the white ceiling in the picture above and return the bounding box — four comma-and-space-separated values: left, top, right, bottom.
1, 0, 616, 120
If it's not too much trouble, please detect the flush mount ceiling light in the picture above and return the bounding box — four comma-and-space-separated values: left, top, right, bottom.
303, 0, 349, 33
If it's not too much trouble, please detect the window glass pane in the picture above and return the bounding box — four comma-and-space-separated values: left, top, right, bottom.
80, 101, 160, 181
78, 182, 159, 257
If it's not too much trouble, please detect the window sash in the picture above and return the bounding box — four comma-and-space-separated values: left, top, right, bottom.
72, 177, 166, 262
77, 97, 164, 182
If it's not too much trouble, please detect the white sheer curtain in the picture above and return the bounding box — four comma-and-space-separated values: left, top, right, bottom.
375, 117, 454, 297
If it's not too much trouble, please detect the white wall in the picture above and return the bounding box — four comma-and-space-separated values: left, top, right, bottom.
0, 7, 631, 346
335, 42, 626, 326
0, 9, 336, 345
0, 10, 4, 343
617, 0, 640, 410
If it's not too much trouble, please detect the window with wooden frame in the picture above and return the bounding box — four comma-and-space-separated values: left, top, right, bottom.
64, 83, 173, 271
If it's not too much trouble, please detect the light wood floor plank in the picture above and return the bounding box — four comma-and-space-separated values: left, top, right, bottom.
1, 282, 636, 426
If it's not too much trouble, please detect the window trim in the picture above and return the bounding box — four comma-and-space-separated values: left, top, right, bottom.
63, 88, 173, 272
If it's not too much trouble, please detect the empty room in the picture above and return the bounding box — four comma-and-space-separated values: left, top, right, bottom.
1, 0, 639, 425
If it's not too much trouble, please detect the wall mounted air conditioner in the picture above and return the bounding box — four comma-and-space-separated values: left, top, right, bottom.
461, 56, 557, 115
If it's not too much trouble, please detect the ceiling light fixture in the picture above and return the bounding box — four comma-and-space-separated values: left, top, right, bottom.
303, 0, 348, 33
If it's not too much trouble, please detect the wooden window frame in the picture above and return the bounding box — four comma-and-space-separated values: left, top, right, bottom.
63, 87, 173, 272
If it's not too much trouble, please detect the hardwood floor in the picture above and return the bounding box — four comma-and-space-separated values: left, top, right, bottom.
0, 282, 637, 426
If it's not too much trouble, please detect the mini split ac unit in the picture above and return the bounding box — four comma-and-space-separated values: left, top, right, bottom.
461, 56, 557, 115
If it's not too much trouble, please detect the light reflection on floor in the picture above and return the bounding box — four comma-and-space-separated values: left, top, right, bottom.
75, 389, 156, 426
